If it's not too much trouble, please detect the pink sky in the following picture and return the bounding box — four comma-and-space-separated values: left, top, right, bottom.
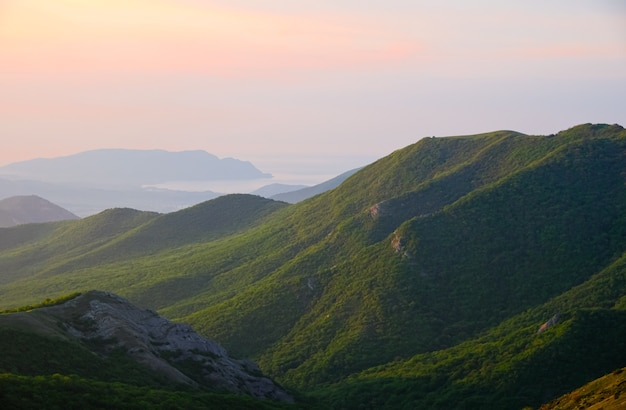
1, 0, 625, 177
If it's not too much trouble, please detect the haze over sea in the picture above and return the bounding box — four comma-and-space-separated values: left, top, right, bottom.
146, 154, 375, 194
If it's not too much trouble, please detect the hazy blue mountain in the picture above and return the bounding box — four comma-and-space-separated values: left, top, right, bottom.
251, 183, 308, 198
0, 178, 220, 217
0, 195, 79, 227
0, 149, 272, 186
0, 150, 358, 216
270, 168, 361, 203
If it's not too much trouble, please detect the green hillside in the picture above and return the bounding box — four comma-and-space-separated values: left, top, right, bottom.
0, 195, 286, 308
312, 249, 626, 408
1, 123, 625, 408
0, 374, 293, 410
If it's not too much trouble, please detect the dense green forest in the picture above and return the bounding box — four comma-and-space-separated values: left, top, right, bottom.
0, 373, 293, 410
1, 123, 625, 408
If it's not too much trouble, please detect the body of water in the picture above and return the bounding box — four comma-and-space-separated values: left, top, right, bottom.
145, 172, 337, 194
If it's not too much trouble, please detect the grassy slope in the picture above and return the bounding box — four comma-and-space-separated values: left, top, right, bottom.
0, 195, 287, 308
0, 124, 625, 408
539, 367, 626, 410
249, 124, 626, 389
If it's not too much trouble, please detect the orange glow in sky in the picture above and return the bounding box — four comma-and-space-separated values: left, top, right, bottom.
0, 0, 624, 169
0, 0, 422, 77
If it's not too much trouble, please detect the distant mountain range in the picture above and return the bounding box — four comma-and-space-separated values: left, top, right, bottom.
0, 149, 271, 186
0, 177, 221, 217
1, 123, 625, 409
252, 183, 309, 198
0, 149, 351, 216
0, 195, 79, 227
270, 168, 360, 203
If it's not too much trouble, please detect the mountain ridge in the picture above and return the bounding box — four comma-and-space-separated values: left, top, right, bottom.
270, 168, 361, 203
1, 123, 625, 409
0, 149, 355, 216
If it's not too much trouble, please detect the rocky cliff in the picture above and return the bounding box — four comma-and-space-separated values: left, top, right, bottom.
41, 291, 293, 402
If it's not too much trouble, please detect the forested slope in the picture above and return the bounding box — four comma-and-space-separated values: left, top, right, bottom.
1, 123, 625, 409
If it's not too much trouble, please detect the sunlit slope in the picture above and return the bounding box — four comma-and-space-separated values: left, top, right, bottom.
310, 246, 626, 409
0, 128, 536, 307
0, 195, 286, 307
540, 367, 626, 410
237, 124, 626, 387
0, 208, 158, 289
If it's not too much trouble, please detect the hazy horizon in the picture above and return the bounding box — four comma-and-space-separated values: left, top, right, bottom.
0, 147, 374, 191
1, 1, 624, 177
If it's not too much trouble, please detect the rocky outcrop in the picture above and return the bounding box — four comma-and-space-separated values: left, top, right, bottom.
369, 201, 390, 219
391, 230, 404, 253
391, 229, 412, 259
44, 291, 293, 402
537, 313, 560, 334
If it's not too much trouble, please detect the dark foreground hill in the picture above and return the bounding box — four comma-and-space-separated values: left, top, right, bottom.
0, 123, 625, 409
0, 291, 293, 408
0, 195, 79, 227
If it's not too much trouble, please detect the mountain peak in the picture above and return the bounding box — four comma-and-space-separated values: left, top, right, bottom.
0, 195, 79, 227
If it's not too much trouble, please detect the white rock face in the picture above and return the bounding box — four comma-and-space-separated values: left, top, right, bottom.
46, 291, 293, 402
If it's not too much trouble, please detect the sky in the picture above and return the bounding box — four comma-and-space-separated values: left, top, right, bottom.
1, 0, 625, 180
